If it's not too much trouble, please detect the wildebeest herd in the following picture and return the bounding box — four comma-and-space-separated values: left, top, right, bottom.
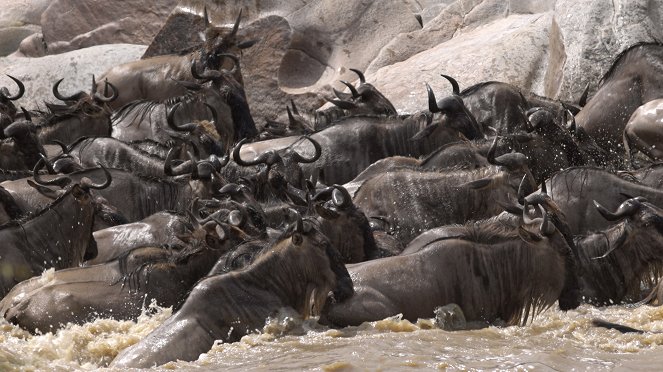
0, 9, 663, 368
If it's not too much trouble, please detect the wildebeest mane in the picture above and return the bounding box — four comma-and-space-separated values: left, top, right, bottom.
36, 99, 107, 127
459, 81, 507, 96
599, 41, 663, 86
111, 91, 198, 129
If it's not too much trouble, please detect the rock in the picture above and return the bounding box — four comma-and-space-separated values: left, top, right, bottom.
14, 32, 47, 57
0, 25, 40, 57
552, 0, 663, 101
0, 0, 53, 28
0, 44, 147, 110
40, 0, 177, 54
148, 0, 422, 125
371, 13, 554, 114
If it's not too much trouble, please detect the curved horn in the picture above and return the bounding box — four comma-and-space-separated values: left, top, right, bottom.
164, 147, 195, 176
426, 83, 440, 113
525, 107, 543, 117
52, 78, 85, 101
578, 82, 590, 107
538, 204, 555, 236
167, 102, 198, 132
290, 136, 322, 164
93, 79, 118, 103
50, 140, 72, 155
20, 107, 31, 122
486, 135, 499, 165
3, 75, 25, 100
290, 100, 300, 116
287, 208, 304, 234
230, 9, 242, 37
340, 80, 359, 98
232, 138, 266, 167
593, 199, 642, 222
205, 102, 219, 128
312, 186, 334, 202
33, 156, 71, 187
440, 74, 460, 95
79, 163, 112, 190
38, 153, 57, 174
331, 185, 352, 209
349, 68, 366, 85
203, 6, 210, 26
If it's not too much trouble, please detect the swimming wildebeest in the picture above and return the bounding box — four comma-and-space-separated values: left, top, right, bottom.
0, 210, 251, 333
0, 170, 109, 296
110, 213, 353, 368
321, 203, 579, 328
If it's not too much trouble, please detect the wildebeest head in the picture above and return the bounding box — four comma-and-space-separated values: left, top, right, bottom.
198, 9, 257, 83
233, 136, 321, 202
0, 75, 24, 132
30, 159, 121, 240
28, 164, 115, 262
328, 69, 397, 117
412, 76, 484, 142
592, 197, 663, 258
313, 185, 378, 263
2, 109, 45, 170
269, 210, 354, 315
166, 101, 226, 158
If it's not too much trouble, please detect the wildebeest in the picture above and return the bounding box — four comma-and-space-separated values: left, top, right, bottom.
0, 174, 107, 296
322, 206, 578, 328
569, 197, 663, 305
86, 211, 193, 265
96, 10, 255, 109
623, 98, 663, 164
430, 75, 586, 135
576, 42, 663, 161
110, 82, 236, 156
353, 148, 534, 245
235, 110, 463, 186
1, 160, 222, 224
0, 114, 46, 171
110, 214, 353, 368
0, 75, 25, 133
541, 166, 663, 234
29, 77, 117, 145
0, 211, 249, 333
263, 69, 398, 139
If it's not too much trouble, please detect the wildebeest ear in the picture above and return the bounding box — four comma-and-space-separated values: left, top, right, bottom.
462, 177, 492, 190
27, 180, 60, 199
517, 226, 542, 242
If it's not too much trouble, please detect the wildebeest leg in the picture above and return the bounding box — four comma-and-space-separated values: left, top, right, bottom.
321, 287, 400, 327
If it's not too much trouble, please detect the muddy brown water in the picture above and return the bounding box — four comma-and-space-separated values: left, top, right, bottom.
2, 293, 663, 371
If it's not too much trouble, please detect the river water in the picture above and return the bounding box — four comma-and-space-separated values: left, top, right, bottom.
1, 299, 663, 371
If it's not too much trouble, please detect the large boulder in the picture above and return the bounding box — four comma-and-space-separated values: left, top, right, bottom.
146, 0, 424, 125
0, 44, 147, 110
39, 0, 177, 55
0, 0, 54, 56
